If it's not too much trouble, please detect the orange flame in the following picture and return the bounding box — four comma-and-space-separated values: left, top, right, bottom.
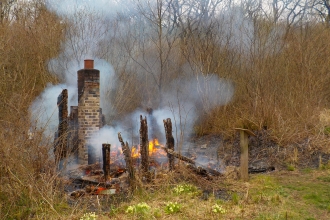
149, 139, 167, 157
131, 146, 139, 158
149, 139, 160, 155
129, 139, 167, 159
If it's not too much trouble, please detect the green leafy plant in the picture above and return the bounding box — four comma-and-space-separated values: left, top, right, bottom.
125, 202, 151, 215
173, 184, 197, 194
164, 202, 181, 214
80, 212, 98, 220
287, 164, 295, 171
212, 204, 226, 214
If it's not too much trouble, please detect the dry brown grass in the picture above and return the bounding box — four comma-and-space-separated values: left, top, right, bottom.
192, 22, 330, 146
0, 1, 68, 219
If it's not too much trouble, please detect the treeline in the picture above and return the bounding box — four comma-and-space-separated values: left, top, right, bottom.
1, 0, 330, 142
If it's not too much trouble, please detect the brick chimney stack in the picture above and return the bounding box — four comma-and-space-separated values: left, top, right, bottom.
77, 59, 100, 165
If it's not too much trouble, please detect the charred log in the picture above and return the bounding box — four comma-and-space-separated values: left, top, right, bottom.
118, 133, 135, 191
163, 118, 175, 170
161, 147, 194, 164
162, 147, 222, 177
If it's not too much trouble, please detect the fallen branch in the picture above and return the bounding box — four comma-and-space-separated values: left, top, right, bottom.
161, 147, 195, 164
186, 164, 213, 180
161, 147, 222, 176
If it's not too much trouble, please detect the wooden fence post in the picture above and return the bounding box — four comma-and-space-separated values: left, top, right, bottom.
235, 128, 256, 181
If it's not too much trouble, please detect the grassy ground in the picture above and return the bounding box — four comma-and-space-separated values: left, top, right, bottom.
74, 168, 330, 220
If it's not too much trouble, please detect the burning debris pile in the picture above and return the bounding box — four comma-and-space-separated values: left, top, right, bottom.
65, 116, 223, 198
52, 59, 225, 198
54, 59, 275, 199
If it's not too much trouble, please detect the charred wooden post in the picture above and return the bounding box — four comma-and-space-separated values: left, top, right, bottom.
55, 89, 68, 169
68, 106, 79, 162
235, 128, 256, 182
163, 118, 175, 170
140, 115, 150, 180
118, 133, 135, 191
102, 144, 111, 181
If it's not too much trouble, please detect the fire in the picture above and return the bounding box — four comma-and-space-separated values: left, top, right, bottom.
95, 187, 107, 194
131, 146, 139, 158
149, 139, 167, 157
149, 138, 160, 155
129, 139, 167, 158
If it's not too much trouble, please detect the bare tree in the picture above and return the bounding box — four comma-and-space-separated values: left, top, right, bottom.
311, 0, 330, 26
121, 0, 182, 107
0, 0, 17, 23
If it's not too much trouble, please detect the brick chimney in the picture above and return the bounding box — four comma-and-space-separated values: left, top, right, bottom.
77, 59, 100, 165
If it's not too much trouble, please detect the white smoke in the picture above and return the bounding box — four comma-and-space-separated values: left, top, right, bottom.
31, 0, 235, 155
89, 72, 234, 150
29, 83, 76, 137
45, 0, 136, 17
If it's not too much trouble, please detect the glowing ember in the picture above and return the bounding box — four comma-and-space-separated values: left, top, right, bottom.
95, 187, 107, 194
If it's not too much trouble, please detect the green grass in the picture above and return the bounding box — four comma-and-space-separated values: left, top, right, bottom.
82, 169, 329, 220
4, 169, 329, 219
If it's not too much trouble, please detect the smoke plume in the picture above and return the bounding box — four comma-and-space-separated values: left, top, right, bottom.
31, 0, 235, 157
